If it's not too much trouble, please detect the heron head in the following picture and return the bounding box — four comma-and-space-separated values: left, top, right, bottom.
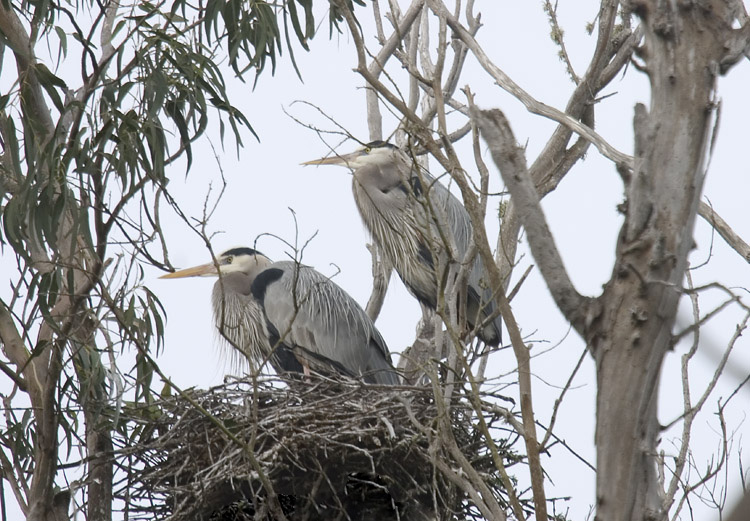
159, 248, 270, 279
302, 140, 400, 169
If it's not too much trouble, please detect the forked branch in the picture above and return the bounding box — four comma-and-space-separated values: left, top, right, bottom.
473, 107, 591, 334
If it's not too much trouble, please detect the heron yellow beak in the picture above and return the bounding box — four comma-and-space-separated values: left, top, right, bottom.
301, 152, 357, 167
159, 262, 218, 279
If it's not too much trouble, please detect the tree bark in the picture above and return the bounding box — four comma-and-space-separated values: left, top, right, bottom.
590, 2, 732, 520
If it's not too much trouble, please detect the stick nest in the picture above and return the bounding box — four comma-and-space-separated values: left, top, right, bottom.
116, 376, 521, 520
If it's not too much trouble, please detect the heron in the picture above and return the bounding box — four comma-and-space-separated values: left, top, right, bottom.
160, 247, 400, 385
304, 141, 502, 346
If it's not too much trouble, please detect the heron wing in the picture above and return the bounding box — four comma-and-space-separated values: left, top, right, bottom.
424, 172, 503, 345
258, 261, 399, 384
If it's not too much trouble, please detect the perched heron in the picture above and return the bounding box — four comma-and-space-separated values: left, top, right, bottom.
160, 247, 400, 385
304, 141, 502, 346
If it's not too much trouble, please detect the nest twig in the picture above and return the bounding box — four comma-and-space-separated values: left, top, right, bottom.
114, 376, 524, 520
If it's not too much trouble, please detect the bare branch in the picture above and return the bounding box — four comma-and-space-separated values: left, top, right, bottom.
428, 363, 514, 520
699, 201, 750, 263
367, 0, 425, 79
543, 0, 579, 83
473, 107, 590, 332
429, 0, 632, 169
663, 271, 702, 511
540, 347, 588, 449
371, 0, 386, 44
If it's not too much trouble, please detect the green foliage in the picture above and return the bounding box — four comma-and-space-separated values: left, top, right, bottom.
328, 0, 366, 35
0, 0, 326, 516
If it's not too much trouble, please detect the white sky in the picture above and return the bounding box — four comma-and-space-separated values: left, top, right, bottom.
1, 1, 749, 519
150, 3, 750, 519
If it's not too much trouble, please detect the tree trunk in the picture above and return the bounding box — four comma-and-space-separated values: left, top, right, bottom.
590, 2, 731, 520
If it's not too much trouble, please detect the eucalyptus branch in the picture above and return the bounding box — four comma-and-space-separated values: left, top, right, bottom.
441, 6, 473, 100
397, 7, 477, 131
0, 358, 26, 391
418, 8, 434, 79
0, 3, 55, 138
670, 296, 738, 346
468, 5, 634, 302
442, 336, 531, 521
670, 406, 730, 521
598, 25, 644, 89
100, 0, 120, 56
0, 447, 28, 514
685, 312, 749, 430
481, 402, 526, 437
0, 298, 29, 371
428, 143, 549, 521
431, 10, 449, 138
433, 447, 508, 521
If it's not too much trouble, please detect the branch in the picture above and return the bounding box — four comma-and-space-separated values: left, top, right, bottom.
485, 7, 638, 299
434, 110, 550, 521
699, 201, 750, 263
473, 107, 590, 332
371, 0, 386, 44
429, 0, 632, 169
367, 0, 425, 79
332, 0, 440, 147
663, 271, 701, 511
100, 0, 119, 57
543, 0, 579, 83
0, 359, 26, 391
0, 447, 28, 514
0, 2, 55, 139
719, 20, 750, 73
0, 298, 29, 372
540, 346, 587, 449
428, 364, 512, 520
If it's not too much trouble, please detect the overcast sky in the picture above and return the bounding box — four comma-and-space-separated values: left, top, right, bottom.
1, 1, 748, 519
148, 3, 750, 519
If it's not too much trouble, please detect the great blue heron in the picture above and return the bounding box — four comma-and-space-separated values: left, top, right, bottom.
160, 247, 400, 385
304, 141, 502, 346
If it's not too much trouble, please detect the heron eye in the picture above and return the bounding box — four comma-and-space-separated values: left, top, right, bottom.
364, 147, 371, 154
224, 256, 233, 264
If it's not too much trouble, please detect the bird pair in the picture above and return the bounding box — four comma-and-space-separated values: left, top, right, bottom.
161, 141, 502, 385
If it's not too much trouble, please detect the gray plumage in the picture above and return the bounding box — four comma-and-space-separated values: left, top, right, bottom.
305, 141, 502, 346
162, 248, 400, 385
211, 270, 269, 371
